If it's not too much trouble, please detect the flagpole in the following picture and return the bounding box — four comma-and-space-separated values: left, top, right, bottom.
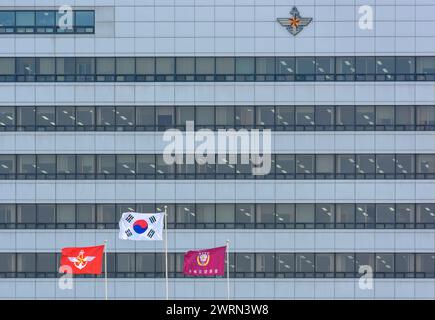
104, 239, 108, 301
226, 239, 230, 300
164, 205, 169, 300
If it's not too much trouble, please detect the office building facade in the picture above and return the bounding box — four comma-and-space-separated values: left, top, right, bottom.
0, 0, 434, 299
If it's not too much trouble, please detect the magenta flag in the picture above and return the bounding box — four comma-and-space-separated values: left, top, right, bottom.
183, 246, 226, 276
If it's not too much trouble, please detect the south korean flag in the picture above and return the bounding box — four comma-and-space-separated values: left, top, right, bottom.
118, 212, 164, 241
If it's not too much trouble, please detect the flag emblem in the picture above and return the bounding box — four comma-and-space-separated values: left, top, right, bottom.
118, 212, 163, 241
60, 245, 105, 275
197, 252, 210, 267
67, 250, 96, 270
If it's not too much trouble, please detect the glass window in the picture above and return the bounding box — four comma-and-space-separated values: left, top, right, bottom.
256, 253, 275, 272
136, 107, 155, 126
315, 57, 334, 75
37, 204, 55, 224
136, 155, 155, 175
35, 11, 55, 27
256, 106, 274, 126
235, 204, 255, 224
17, 155, 36, 174
316, 204, 334, 224
57, 204, 75, 224
235, 253, 254, 273
336, 154, 355, 174
396, 204, 414, 224
77, 204, 95, 223
356, 204, 375, 224
396, 254, 414, 273
136, 253, 155, 273
417, 106, 435, 125
276, 57, 295, 74
296, 155, 314, 174
336, 106, 354, 125
215, 106, 234, 126
295, 253, 315, 272
336, 57, 355, 74
116, 253, 135, 273
16, 253, 35, 273
97, 155, 115, 174
17, 57, 35, 75
36, 107, 55, 127
156, 57, 175, 75
316, 253, 334, 273
0, 155, 15, 174
0, 204, 15, 224
75, 11, 94, 26
216, 204, 235, 224
376, 204, 395, 223
17, 204, 36, 224
395, 154, 414, 174
375, 253, 394, 273
0, 12, 15, 27
96, 107, 115, 126
195, 57, 214, 74
116, 155, 135, 174
316, 155, 334, 174
295, 106, 315, 126
76, 107, 95, 126
76, 58, 95, 75
0, 107, 14, 127
417, 155, 435, 173
196, 107, 214, 126
37, 155, 55, 175
376, 106, 394, 125
0, 58, 15, 75
216, 58, 234, 74
316, 106, 334, 125
196, 204, 214, 224
275, 106, 294, 126
336, 253, 355, 273
275, 155, 294, 175
235, 57, 254, 74
156, 107, 174, 126
355, 253, 375, 274
356, 57, 375, 74
335, 204, 355, 224
235, 106, 254, 126
396, 105, 414, 126
376, 154, 395, 174
176, 204, 195, 223
16, 11, 35, 26
136, 58, 155, 75
96, 204, 116, 224
356, 106, 375, 125
57, 155, 75, 174
416, 204, 435, 223
116, 58, 135, 74
356, 154, 375, 174
295, 204, 314, 224
156, 155, 174, 174
296, 57, 315, 74
376, 57, 395, 75
176, 57, 195, 75
56, 57, 75, 75
116, 107, 135, 127
416, 57, 435, 74
396, 57, 415, 74
96, 58, 115, 75
276, 253, 294, 272
256, 57, 275, 74
0, 253, 15, 272
276, 204, 294, 223
77, 155, 95, 174
416, 254, 435, 274
256, 204, 275, 224
36, 58, 55, 75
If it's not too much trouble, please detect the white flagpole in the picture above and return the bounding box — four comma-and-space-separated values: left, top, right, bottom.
226, 239, 230, 300
104, 240, 108, 301
164, 205, 169, 300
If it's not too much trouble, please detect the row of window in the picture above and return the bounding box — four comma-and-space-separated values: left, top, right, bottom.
1, 105, 434, 132
1, 203, 434, 230
0, 154, 434, 180
0, 10, 94, 34
0, 253, 434, 278
1, 56, 435, 82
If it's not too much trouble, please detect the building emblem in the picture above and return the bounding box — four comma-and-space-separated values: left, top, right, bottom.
196, 252, 211, 267
277, 6, 312, 36
67, 250, 96, 270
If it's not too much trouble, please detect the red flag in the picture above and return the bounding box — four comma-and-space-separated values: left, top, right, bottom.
60, 245, 105, 275
183, 246, 226, 277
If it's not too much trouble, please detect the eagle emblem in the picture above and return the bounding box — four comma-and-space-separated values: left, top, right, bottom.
277, 6, 312, 36
67, 250, 96, 270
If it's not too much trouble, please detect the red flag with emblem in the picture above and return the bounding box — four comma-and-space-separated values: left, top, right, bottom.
60, 245, 105, 275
